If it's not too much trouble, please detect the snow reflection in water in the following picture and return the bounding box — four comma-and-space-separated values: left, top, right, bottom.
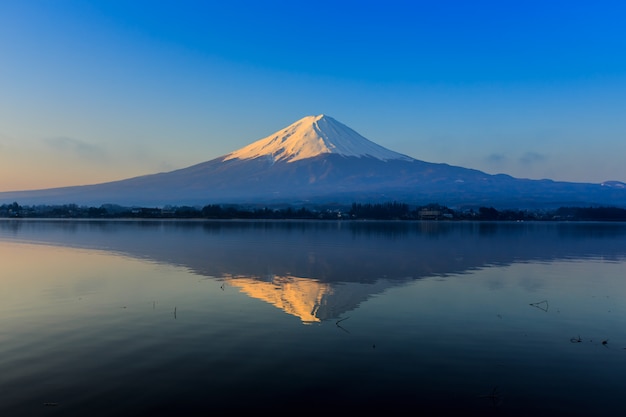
1, 220, 625, 416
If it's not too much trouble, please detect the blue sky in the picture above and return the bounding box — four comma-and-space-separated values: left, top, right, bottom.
1, 0, 625, 190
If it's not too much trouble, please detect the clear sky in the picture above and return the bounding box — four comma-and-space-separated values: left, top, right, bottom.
1, 0, 625, 191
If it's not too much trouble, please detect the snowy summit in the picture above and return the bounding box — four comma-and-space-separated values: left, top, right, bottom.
224, 114, 413, 163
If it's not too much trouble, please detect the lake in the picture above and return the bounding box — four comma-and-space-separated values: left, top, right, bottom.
1, 219, 625, 416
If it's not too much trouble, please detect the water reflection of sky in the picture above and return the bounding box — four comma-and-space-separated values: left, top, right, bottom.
1, 221, 626, 415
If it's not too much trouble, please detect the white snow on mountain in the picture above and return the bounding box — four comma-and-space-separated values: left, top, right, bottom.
601, 181, 626, 188
224, 114, 414, 163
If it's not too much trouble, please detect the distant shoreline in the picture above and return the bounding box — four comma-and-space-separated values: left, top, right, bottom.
2, 202, 626, 222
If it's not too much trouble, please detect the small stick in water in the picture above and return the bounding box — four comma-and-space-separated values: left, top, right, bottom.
529, 300, 549, 312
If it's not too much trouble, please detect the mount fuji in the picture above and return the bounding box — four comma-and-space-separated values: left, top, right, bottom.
2, 114, 626, 208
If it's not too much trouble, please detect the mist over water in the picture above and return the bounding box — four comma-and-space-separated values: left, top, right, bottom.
1, 220, 625, 415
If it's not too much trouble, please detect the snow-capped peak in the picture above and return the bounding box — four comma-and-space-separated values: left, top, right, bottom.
224, 114, 414, 163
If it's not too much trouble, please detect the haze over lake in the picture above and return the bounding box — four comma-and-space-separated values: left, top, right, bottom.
1, 219, 625, 416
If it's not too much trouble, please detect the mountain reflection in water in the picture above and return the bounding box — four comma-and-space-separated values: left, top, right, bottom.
2, 219, 626, 323
2, 219, 626, 416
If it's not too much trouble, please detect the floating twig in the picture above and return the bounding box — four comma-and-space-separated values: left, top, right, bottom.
529, 300, 549, 312
335, 316, 350, 333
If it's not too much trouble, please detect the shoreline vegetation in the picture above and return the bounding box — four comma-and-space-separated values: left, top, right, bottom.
2, 201, 626, 221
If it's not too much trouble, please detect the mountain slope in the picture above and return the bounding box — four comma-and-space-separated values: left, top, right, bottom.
1, 115, 626, 208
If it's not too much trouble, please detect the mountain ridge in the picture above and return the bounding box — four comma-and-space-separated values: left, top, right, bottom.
1, 115, 625, 209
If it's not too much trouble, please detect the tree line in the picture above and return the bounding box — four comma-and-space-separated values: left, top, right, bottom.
2, 201, 626, 221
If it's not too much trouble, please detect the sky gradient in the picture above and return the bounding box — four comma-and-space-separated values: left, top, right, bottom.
1, 0, 625, 191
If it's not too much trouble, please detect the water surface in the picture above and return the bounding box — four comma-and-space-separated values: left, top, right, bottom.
1, 220, 625, 415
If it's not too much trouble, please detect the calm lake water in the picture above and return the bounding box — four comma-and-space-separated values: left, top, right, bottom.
1, 219, 625, 416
